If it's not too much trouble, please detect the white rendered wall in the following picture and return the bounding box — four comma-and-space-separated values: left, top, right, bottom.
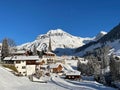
14, 61, 26, 76
26, 65, 35, 76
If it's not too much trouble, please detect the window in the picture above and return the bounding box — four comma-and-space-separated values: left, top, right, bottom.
22, 66, 26, 69
69, 76, 71, 78
19, 72, 21, 74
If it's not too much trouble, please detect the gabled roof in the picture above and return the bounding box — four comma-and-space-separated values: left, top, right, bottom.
4, 57, 13, 60
11, 50, 26, 54
49, 63, 62, 68
4, 56, 39, 61
44, 51, 55, 55
66, 70, 81, 76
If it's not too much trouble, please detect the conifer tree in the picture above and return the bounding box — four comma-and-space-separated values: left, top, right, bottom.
1, 38, 9, 60
33, 45, 37, 55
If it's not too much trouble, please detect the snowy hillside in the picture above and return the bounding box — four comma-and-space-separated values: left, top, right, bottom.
76, 39, 120, 56
76, 24, 120, 56
18, 29, 94, 55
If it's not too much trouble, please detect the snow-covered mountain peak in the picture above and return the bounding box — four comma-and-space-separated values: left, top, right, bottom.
100, 31, 107, 35
46, 29, 72, 37
18, 29, 94, 55
47, 29, 67, 35
95, 31, 107, 41
37, 29, 71, 40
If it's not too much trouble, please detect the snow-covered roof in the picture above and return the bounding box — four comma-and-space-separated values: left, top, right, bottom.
49, 63, 62, 68
44, 51, 55, 55
65, 70, 81, 76
4, 57, 13, 60
4, 56, 39, 61
79, 59, 88, 64
11, 50, 26, 54
114, 55, 120, 58
40, 65, 48, 68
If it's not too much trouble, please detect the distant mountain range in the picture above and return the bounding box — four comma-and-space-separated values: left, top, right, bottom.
18, 28, 108, 56
19, 23, 120, 57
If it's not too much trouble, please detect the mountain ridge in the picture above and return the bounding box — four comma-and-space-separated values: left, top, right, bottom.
18, 29, 95, 55
76, 24, 120, 56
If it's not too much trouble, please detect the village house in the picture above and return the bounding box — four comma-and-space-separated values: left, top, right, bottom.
36, 59, 45, 66
4, 56, 39, 76
40, 65, 48, 70
42, 51, 56, 64
55, 56, 65, 64
35, 59, 47, 74
65, 70, 81, 80
39, 37, 57, 64
49, 63, 63, 73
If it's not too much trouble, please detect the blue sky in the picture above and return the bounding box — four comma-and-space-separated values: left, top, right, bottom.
0, 0, 120, 45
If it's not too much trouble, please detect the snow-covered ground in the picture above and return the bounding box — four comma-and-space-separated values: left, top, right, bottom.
0, 65, 116, 90
65, 59, 78, 70
51, 75, 116, 90
0, 66, 67, 90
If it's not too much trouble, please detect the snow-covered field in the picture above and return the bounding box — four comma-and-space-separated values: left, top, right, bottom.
51, 75, 116, 90
0, 66, 67, 90
0, 66, 116, 90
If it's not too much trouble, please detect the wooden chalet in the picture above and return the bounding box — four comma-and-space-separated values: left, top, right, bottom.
65, 71, 81, 80
36, 60, 45, 65
49, 63, 63, 73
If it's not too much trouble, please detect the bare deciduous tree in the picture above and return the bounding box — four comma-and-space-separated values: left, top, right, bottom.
1, 38, 16, 60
